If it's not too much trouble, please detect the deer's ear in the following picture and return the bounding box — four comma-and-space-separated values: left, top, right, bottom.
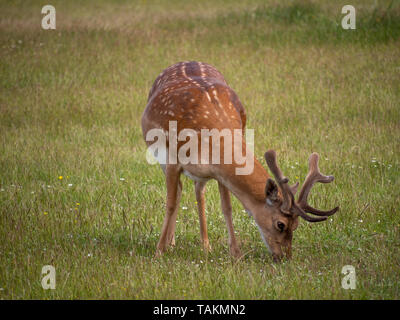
265, 178, 279, 206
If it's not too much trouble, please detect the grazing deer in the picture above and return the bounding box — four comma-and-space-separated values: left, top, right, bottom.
141, 61, 339, 261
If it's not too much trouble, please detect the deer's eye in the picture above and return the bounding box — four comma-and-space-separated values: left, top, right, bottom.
277, 221, 286, 232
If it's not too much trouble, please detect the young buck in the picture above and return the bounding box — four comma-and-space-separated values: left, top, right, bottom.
141, 61, 339, 262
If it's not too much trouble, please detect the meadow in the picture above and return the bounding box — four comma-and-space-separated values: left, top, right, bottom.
0, 0, 399, 299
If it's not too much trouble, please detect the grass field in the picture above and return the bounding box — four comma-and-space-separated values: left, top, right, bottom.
0, 0, 399, 299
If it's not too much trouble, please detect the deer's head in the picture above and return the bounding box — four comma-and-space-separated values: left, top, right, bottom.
254, 150, 339, 262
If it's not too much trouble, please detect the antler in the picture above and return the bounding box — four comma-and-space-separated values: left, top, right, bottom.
264, 150, 339, 222
264, 150, 293, 213
296, 153, 339, 217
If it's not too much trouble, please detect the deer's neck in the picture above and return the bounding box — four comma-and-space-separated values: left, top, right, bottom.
218, 158, 269, 215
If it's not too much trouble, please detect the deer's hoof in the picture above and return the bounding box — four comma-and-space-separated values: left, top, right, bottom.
230, 246, 242, 259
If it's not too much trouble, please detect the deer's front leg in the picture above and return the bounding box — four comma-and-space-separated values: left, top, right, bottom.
156, 164, 181, 256
218, 181, 242, 258
195, 181, 210, 252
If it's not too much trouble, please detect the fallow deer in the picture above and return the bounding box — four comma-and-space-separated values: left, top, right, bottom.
141, 61, 339, 262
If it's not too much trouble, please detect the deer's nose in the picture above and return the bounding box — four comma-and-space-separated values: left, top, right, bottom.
272, 244, 291, 262
283, 245, 292, 259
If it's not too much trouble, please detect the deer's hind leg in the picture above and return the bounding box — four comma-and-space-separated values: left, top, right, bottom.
167, 178, 182, 247
156, 164, 182, 256
195, 181, 211, 252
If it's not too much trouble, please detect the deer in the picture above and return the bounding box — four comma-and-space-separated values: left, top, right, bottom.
141, 61, 339, 262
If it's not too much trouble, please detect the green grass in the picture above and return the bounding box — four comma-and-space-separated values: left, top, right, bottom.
0, 0, 399, 299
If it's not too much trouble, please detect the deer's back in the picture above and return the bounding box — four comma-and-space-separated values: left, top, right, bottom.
142, 61, 246, 134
